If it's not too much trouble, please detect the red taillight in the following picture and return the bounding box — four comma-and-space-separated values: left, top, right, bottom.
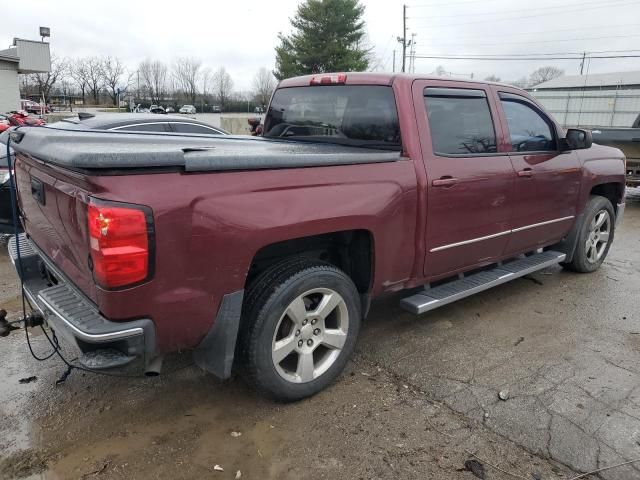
309, 73, 347, 85
88, 200, 152, 289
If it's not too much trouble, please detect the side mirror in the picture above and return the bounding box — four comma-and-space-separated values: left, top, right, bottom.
562, 128, 592, 150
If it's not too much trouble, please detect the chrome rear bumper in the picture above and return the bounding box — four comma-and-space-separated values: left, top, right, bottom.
7, 233, 156, 367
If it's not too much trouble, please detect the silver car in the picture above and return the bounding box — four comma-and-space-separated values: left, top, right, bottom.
179, 105, 197, 114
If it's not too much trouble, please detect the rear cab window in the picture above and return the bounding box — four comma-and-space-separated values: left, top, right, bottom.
424, 87, 497, 156
264, 85, 401, 150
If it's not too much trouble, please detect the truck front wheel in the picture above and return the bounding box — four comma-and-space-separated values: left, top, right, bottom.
239, 258, 361, 402
562, 195, 615, 273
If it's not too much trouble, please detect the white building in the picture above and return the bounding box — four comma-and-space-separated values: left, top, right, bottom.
529, 71, 640, 128
0, 38, 51, 113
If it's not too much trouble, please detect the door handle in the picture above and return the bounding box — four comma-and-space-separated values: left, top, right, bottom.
517, 168, 533, 178
432, 177, 458, 187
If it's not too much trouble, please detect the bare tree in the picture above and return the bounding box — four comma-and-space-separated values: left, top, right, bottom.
19, 74, 38, 98
434, 65, 448, 76
213, 67, 233, 110
101, 57, 126, 106
69, 59, 89, 103
529, 66, 564, 87
509, 76, 530, 89
30, 55, 67, 102
139, 59, 168, 104
252, 67, 276, 108
173, 57, 201, 105
84, 57, 104, 104
484, 74, 501, 82
200, 67, 213, 100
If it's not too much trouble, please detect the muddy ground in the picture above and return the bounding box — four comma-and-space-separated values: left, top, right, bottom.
1, 190, 639, 480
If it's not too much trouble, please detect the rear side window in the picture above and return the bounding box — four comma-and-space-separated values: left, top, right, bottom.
264, 85, 401, 150
115, 123, 170, 133
499, 95, 555, 152
424, 88, 496, 155
171, 123, 221, 135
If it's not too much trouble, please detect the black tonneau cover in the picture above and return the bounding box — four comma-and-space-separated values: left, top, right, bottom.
1, 127, 401, 172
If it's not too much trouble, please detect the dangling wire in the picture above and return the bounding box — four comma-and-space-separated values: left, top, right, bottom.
4, 127, 193, 381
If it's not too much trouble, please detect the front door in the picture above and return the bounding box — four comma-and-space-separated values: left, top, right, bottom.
493, 90, 581, 255
414, 81, 516, 279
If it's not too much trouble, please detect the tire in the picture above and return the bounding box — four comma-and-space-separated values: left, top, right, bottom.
562, 195, 615, 273
239, 258, 361, 402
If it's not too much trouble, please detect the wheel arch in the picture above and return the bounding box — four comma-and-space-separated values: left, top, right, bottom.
245, 229, 375, 316
589, 182, 624, 214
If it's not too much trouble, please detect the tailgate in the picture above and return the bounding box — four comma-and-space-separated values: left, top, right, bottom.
14, 153, 97, 302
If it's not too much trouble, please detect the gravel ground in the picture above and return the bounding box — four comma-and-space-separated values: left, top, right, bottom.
0, 189, 638, 480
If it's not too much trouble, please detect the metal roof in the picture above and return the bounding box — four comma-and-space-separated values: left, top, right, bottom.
533, 71, 640, 90
0, 49, 19, 63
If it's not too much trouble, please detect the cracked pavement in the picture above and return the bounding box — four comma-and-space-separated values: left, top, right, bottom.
0, 190, 638, 479
358, 188, 640, 479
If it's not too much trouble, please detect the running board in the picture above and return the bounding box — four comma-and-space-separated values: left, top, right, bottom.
400, 250, 566, 315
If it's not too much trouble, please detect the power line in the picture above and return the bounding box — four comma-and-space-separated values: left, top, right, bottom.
407, 0, 507, 7
421, 33, 640, 48
407, 0, 638, 28
413, 49, 640, 57
408, 23, 639, 40
412, 54, 640, 61
408, 0, 635, 19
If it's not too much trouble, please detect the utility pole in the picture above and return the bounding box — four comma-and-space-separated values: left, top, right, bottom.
392, 50, 396, 73
409, 33, 417, 73
579, 52, 586, 75
402, 4, 407, 73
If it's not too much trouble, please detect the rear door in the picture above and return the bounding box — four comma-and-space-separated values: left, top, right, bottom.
492, 89, 581, 255
413, 80, 515, 278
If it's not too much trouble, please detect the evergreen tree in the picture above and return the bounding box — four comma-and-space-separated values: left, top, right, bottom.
274, 0, 370, 80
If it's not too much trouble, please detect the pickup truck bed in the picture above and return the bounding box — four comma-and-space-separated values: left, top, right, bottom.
11, 126, 400, 171
591, 114, 640, 187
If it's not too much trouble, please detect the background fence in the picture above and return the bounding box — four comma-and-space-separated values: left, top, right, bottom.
530, 88, 640, 128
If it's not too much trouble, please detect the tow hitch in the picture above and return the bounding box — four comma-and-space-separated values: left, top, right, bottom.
0, 309, 44, 337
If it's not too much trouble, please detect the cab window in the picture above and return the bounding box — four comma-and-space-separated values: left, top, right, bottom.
499, 94, 556, 152
424, 88, 497, 156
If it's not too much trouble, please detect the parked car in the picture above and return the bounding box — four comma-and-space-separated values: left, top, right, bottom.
179, 105, 197, 114
7, 111, 46, 127
53, 112, 227, 135
20, 99, 51, 114
212, 105, 221, 113
0, 112, 46, 234
3, 73, 626, 401
0, 113, 226, 233
0, 114, 11, 134
149, 105, 166, 114
590, 113, 640, 187
165, 106, 175, 113
0, 146, 14, 235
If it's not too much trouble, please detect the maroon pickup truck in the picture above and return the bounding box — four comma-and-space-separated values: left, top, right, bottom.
3, 73, 626, 401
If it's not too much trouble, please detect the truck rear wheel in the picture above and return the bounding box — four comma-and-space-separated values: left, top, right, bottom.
562, 195, 615, 273
239, 258, 361, 402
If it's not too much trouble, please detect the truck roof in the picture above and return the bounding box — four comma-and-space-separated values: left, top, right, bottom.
277, 72, 518, 90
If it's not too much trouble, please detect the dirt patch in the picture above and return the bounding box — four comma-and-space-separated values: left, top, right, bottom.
0, 449, 47, 480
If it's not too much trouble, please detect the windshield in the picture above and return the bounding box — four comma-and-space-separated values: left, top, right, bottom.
264, 85, 401, 150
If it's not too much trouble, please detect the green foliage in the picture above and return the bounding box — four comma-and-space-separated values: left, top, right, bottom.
274, 0, 370, 80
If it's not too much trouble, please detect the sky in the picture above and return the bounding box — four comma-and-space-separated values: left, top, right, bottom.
2, 0, 640, 91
